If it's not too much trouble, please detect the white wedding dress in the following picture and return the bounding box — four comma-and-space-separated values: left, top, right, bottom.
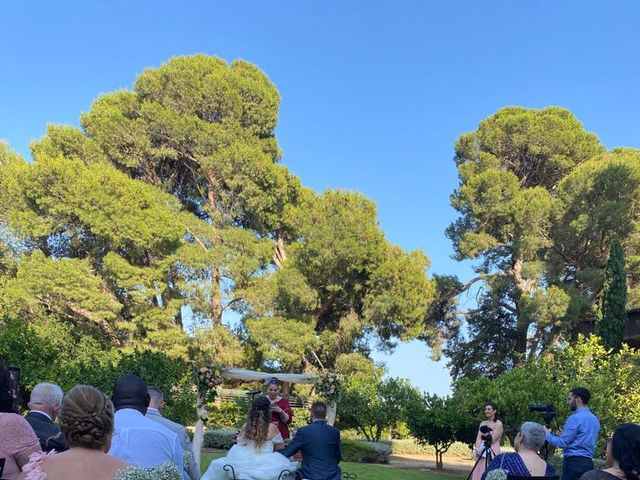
202, 433, 298, 480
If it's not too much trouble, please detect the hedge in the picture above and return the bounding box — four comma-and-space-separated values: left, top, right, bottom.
203, 428, 238, 450
341, 439, 391, 464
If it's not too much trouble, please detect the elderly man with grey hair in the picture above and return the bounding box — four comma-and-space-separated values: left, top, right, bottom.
146, 386, 200, 480
481, 422, 557, 480
25, 382, 68, 452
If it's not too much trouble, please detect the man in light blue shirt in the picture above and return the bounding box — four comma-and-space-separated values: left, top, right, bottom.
108, 374, 187, 480
545, 387, 600, 480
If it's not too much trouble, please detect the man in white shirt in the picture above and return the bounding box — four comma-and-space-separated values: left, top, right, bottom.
146, 386, 200, 480
108, 374, 186, 479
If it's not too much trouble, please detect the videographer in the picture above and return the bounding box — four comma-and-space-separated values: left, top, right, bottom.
544, 387, 600, 480
471, 403, 504, 480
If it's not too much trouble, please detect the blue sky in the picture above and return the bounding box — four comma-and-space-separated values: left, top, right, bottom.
1, 1, 639, 395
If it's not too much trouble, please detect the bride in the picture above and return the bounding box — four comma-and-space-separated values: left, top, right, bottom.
202, 395, 298, 480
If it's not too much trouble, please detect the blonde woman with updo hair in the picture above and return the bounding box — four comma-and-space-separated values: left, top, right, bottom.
17, 385, 181, 480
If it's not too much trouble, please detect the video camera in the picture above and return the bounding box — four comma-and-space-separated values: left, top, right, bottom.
479, 425, 493, 447
528, 402, 556, 427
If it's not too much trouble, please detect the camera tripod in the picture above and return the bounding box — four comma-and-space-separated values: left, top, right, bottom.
466, 442, 495, 480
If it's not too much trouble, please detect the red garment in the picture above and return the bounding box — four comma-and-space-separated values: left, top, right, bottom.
270, 397, 293, 440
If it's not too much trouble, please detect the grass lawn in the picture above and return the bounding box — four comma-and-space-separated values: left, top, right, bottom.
200, 452, 465, 480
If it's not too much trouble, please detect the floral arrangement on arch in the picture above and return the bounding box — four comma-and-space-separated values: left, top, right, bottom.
314, 371, 342, 403
194, 364, 225, 404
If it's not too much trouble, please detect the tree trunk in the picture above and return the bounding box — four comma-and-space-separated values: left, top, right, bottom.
273, 234, 287, 269
511, 256, 534, 362
211, 265, 223, 325
207, 170, 223, 325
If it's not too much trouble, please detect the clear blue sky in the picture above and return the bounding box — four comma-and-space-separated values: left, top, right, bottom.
2, 1, 639, 395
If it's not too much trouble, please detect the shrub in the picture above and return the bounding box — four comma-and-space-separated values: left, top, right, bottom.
203, 428, 238, 450
390, 439, 472, 457
206, 401, 246, 429
548, 455, 606, 478
0, 318, 197, 425
289, 407, 310, 432
341, 439, 391, 464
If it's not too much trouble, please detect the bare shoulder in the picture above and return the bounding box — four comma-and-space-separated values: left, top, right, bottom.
44, 451, 129, 477
268, 423, 280, 435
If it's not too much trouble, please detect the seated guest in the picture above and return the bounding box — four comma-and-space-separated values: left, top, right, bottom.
580, 423, 640, 480
279, 401, 342, 480
146, 386, 200, 480
17, 384, 182, 480
25, 383, 69, 452
108, 374, 185, 478
483, 422, 557, 479
0, 361, 42, 480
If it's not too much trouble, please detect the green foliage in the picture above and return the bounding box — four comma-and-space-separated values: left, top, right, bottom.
189, 325, 246, 368
246, 316, 318, 371
242, 189, 436, 371
0, 317, 196, 424
449, 336, 640, 456
443, 106, 640, 371
404, 393, 470, 469
334, 352, 384, 380
1, 55, 438, 385
364, 246, 435, 345
337, 376, 418, 442
80, 55, 303, 326
390, 439, 472, 457
451, 366, 563, 445
597, 240, 628, 351
203, 428, 238, 450
0, 315, 115, 393
341, 439, 391, 464
445, 287, 519, 380
205, 401, 246, 429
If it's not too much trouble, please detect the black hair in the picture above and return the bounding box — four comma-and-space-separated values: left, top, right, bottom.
611, 423, 640, 480
570, 387, 591, 405
112, 374, 149, 414
311, 401, 327, 420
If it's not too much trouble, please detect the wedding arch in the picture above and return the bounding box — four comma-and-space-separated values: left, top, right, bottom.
192, 367, 340, 469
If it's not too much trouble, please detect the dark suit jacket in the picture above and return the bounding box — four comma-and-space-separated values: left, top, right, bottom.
280, 420, 341, 480
25, 411, 68, 452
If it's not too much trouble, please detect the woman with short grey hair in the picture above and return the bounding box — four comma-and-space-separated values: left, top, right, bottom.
481, 421, 557, 479
519, 422, 548, 451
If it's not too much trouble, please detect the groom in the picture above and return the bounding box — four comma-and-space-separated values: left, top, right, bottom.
279, 401, 341, 480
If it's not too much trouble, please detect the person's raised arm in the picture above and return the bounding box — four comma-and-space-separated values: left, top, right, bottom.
546, 415, 578, 448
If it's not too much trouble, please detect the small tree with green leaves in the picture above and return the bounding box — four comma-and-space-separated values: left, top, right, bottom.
405, 393, 462, 470
337, 376, 417, 442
